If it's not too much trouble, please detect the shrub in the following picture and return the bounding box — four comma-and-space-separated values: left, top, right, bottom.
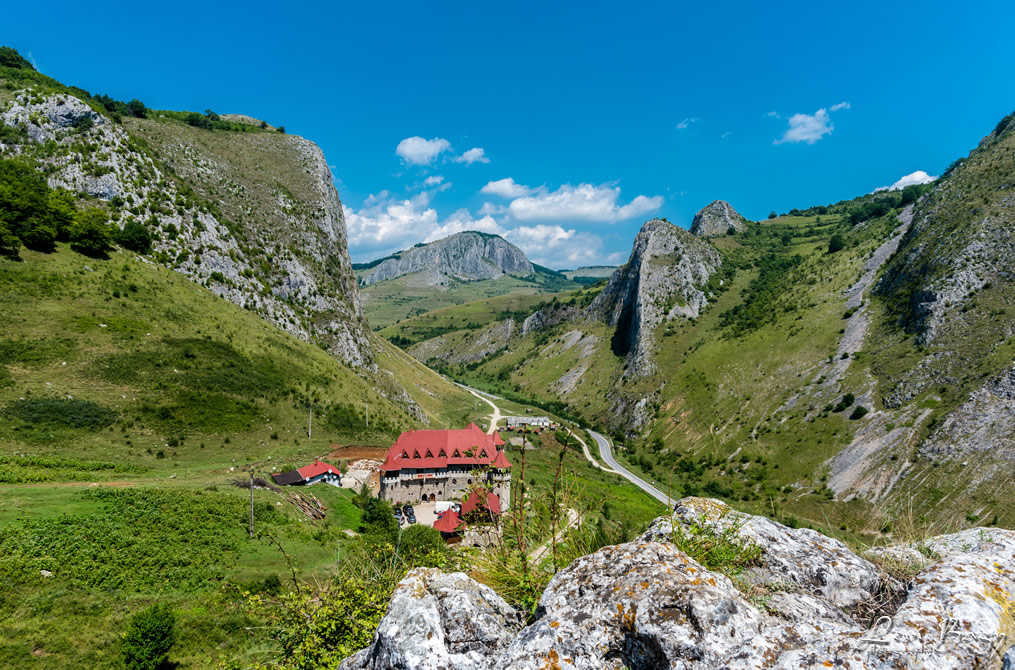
126, 99, 148, 118
669, 512, 762, 578
0, 46, 34, 70
767, 211, 777, 219
398, 525, 450, 568
69, 208, 113, 258
827, 233, 845, 253
115, 219, 152, 253
849, 406, 869, 420
0, 222, 20, 258
5, 397, 116, 429
120, 603, 176, 670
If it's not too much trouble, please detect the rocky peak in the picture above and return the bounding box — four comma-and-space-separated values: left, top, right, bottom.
342, 497, 1015, 669
360, 232, 533, 287
689, 199, 749, 237
588, 219, 721, 376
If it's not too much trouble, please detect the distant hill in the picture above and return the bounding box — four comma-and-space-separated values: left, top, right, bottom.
356, 232, 581, 329
357, 231, 533, 287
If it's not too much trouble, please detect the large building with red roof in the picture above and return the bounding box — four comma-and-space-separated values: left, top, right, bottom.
378, 423, 512, 506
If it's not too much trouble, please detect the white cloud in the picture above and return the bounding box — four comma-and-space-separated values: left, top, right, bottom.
344, 192, 439, 257
395, 136, 451, 165
720, 131, 732, 139
676, 117, 701, 130
774, 103, 850, 145
508, 183, 662, 223
479, 202, 508, 215
874, 170, 938, 193
423, 175, 445, 186
425, 209, 505, 242
455, 147, 489, 165
505, 225, 604, 268
480, 177, 532, 198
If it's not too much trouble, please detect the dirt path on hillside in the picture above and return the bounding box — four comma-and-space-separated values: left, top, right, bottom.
0, 480, 137, 489
462, 386, 503, 434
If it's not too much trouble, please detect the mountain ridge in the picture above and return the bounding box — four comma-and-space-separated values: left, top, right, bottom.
358, 231, 534, 287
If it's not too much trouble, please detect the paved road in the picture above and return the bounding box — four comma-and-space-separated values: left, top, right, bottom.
588, 429, 676, 508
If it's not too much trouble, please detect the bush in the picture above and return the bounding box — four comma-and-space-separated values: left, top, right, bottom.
126, 99, 148, 118
69, 208, 113, 257
827, 234, 845, 253
767, 211, 777, 219
121, 603, 176, 670
849, 406, 869, 420
0, 46, 34, 70
0, 222, 20, 258
398, 525, 449, 568
831, 393, 855, 413
5, 397, 116, 429
115, 219, 152, 253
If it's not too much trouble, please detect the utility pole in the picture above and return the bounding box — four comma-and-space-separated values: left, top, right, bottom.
308, 404, 313, 438
365, 402, 369, 428
248, 470, 255, 538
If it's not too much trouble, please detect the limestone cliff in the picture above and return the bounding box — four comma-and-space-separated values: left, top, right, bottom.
360, 232, 533, 287
0, 90, 373, 367
689, 199, 749, 237
588, 219, 722, 376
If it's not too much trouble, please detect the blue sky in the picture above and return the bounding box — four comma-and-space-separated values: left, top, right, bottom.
6, 1, 1014, 267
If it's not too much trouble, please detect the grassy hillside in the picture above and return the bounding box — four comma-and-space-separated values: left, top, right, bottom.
0, 242, 482, 668
378, 290, 579, 347
360, 270, 578, 330
411, 188, 1014, 543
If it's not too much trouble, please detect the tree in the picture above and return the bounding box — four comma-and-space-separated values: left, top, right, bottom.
0, 222, 20, 259
277, 125, 286, 134
768, 211, 777, 219
360, 497, 398, 540
204, 109, 220, 121
126, 99, 148, 118
19, 220, 57, 252
69, 208, 113, 258
0, 46, 34, 70
121, 602, 176, 670
827, 233, 845, 253
115, 219, 152, 253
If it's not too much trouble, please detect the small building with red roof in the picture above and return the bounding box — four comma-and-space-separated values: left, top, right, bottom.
271, 458, 342, 488
461, 489, 503, 518
378, 423, 512, 506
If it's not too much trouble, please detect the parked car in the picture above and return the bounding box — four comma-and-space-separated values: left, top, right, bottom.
393, 507, 403, 517
403, 505, 414, 515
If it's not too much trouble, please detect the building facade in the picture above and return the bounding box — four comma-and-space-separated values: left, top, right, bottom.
378, 423, 512, 506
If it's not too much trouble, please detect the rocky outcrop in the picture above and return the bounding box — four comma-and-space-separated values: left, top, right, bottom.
588, 219, 721, 376
1, 90, 373, 367
689, 200, 749, 237
343, 497, 1015, 669
340, 569, 522, 670
920, 363, 1015, 461
360, 232, 533, 287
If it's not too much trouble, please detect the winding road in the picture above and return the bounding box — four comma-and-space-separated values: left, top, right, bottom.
452, 380, 674, 509
588, 429, 676, 508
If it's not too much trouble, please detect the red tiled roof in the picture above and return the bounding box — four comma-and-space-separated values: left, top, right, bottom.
433, 509, 463, 533
461, 490, 502, 516
297, 458, 340, 480
490, 450, 511, 469
379, 423, 511, 472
